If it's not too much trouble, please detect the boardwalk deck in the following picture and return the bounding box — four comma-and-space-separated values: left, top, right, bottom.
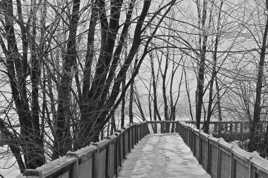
118, 134, 211, 178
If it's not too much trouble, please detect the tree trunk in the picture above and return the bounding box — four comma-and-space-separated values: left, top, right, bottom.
2, 0, 45, 169
183, 66, 194, 121
150, 54, 162, 121
30, 0, 45, 166
129, 78, 134, 124
216, 78, 223, 121
121, 75, 126, 128
249, 3, 268, 151
204, 0, 223, 133
196, 0, 208, 129
53, 0, 81, 158
76, 0, 152, 149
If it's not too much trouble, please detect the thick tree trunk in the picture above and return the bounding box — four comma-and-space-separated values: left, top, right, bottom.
53, 0, 81, 158
30, 0, 45, 166
2, 0, 45, 169
110, 112, 116, 135
129, 57, 138, 124
121, 75, 126, 128
196, 0, 208, 129
76, 0, 152, 149
129, 79, 134, 124
249, 5, 268, 151
162, 53, 169, 121
204, 1, 223, 133
150, 55, 162, 121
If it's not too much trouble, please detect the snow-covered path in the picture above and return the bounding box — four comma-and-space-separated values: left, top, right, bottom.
118, 134, 211, 178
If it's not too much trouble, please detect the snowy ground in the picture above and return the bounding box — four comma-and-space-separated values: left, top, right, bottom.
118, 134, 211, 178
0, 146, 20, 178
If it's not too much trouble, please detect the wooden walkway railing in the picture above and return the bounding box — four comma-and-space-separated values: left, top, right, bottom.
177, 121, 268, 178
185, 121, 268, 141
22, 123, 149, 178
19, 121, 268, 178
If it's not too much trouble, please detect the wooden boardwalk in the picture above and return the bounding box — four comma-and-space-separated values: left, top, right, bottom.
118, 134, 210, 178
19, 121, 268, 178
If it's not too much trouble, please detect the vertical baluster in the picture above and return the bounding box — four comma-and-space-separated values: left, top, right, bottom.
240, 122, 243, 140
235, 123, 238, 134
213, 123, 217, 135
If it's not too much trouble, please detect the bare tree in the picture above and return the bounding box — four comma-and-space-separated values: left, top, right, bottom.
248, 0, 268, 152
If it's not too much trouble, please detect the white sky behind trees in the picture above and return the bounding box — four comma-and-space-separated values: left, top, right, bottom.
128, 0, 268, 121
0, 0, 266, 123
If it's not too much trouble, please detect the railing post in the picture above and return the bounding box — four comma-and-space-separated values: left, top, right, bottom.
135, 124, 138, 144
127, 128, 130, 153
218, 123, 221, 136
225, 123, 228, 133
193, 130, 196, 156
141, 123, 144, 138
142, 123, 144, 138
130, 127, 133, 150
122, 128, 126, 159
207, 136, 212, 174
240, 122, 243, 140
114, 133, 119, 176
133, 125, 136, 145
160, 121, 164, 133
230, 151, 235, 178
105, 142, 110, 178
176, 121, 179, 133
199, 132, 202, 163
92, 143, 104, 178
105, 138, 111, 178
213, 123, 217, 134
120, 130, 124, 164
134, 124, 136, 145
137, 124, 141, 141
189, 128, 192, 150
217, 140, 222, 178
187, 126, 191, 145
66, 152, 79, 178
132, 125, 135, 147
234, 122, 238, 134
141, 123, 144, 137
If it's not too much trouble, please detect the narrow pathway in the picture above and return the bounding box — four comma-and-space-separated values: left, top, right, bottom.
118, 134, 211, 178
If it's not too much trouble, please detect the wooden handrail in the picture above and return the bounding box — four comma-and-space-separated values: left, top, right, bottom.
184, 120, 268, 142
18, 121, 268, 178
176, 121, 268, 178
20, 122, 149, 178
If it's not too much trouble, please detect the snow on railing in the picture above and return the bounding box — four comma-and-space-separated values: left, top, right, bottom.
18, 122, 149, 178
